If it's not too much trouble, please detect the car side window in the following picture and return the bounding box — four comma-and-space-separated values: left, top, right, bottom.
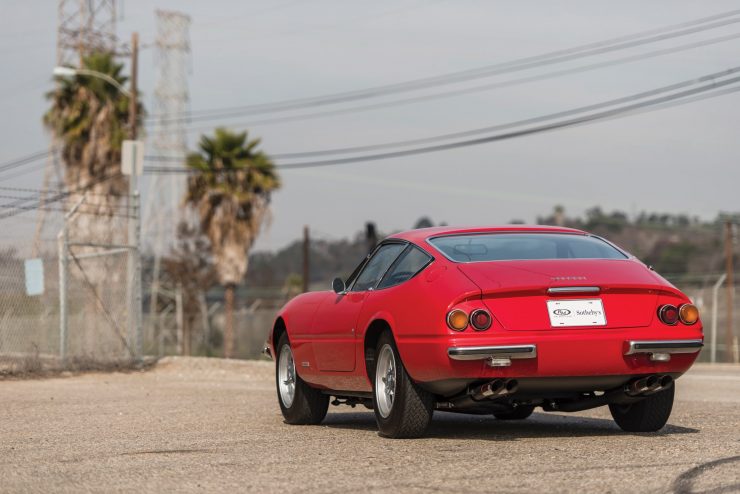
344, 256, 369, 288
351, 243, 405, 292
377, 245, 433, 289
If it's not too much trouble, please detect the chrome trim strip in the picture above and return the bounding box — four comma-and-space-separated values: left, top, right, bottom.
448, 344, 537, 361
547, 286, 601, 294
625, 339, 703, 356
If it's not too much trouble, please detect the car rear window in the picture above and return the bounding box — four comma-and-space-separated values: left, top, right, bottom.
428, 233, 627, 262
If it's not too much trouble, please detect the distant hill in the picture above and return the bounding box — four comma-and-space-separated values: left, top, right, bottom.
244, 207, 738, 295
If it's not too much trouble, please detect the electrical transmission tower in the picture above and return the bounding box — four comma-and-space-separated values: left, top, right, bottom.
145, 10, 191, 320
57, 0, 117, 66
33, 0, 119, 256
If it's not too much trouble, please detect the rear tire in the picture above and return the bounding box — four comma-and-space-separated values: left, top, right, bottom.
609, 384, 674, 432
276, 333, 329, 425
494, 405, 535, 420
372, 331, 434, 438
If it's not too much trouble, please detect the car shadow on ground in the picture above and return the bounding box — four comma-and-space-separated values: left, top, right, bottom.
321, 411, 699, 440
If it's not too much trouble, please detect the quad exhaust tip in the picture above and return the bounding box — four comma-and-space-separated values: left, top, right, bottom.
473, 378, 519, 400
625, 374, 673, 397
448, 378, 519, 408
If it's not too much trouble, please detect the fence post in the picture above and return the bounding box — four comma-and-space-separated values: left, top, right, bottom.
57, 195, 84, 362
711, 273, 727, 364
134, 190, 143, 360
127, 185, 143, 362
175, 283, 183, 355
58, 220, 68, 361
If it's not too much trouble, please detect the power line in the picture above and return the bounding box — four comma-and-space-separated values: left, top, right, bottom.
0, 159, 49, 182
266, 66, 740, 159
0, 202, 136, 219
146, 9, 740, 124
0, 183, 131, 198
0, 171, 123, 221
0, 149, 52, 174
0, 185, 56, 194
144, 69, 740, 173
172, 29, 740, 138
0, 193, 135, 212
12, 15, 740, 173
147, 67, 740, 163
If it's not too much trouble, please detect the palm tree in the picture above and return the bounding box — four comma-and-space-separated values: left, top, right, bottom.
44, 52, 143, 248
185, 128, 280, 358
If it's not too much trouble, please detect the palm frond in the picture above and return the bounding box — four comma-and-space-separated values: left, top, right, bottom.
185, 128, 281, 285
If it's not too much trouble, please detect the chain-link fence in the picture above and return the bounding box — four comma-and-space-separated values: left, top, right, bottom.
1, 201, 739, 374
0, 244, 61, 373
671, 276, 740, 363
0, 190, 139, 375
142, 289, 285, 360
64, 245, 134, 361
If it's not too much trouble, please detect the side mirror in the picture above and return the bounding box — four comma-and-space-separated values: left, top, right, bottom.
332, 277, 346, 294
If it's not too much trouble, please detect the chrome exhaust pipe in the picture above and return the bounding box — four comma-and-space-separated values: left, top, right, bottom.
625, 375, 659, 396
505, 378, 519, 395
450, 378, 519, 408
474, 378, 518, 399
626, 375, 674, 397
644, 375, 674, 395
547, 375, 675, 412
473, 379, 505, 400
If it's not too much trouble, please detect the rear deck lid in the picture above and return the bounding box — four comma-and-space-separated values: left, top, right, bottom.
427, 232, 663, 330
458, 259, 662, 330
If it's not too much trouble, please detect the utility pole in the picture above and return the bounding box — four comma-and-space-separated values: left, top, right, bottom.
128, 32, 138, 140
127, 31, 143, 360
302, 226, 310, 292
366, 222, 377, 254
725, 220, 735, 363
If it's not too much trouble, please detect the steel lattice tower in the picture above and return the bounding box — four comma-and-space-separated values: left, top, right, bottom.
145, 10, 191, 312
57, 0, 117, 67
33, 0, 118, 256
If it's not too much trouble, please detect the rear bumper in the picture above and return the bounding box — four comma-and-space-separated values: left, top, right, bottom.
448, 344, 537, 361
624, 339, 703, 355
447, 339, 703, 361
396, 326, 704, 386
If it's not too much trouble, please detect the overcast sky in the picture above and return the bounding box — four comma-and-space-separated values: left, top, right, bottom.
1, 0, 739, 252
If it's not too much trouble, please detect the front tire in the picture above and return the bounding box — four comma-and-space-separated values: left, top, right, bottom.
372, 331, 434, 438
276, 333, 329, 425
609, 384, 674, 432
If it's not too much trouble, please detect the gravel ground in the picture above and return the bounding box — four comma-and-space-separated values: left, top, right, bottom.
1, 357, 739, 493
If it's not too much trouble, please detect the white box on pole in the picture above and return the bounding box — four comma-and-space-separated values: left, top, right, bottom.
122, 140, 144, 176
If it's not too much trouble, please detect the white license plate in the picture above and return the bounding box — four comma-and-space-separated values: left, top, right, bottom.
546, 299, 607, 327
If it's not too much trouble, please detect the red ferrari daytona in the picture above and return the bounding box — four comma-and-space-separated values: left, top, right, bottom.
265, 226, 703, 438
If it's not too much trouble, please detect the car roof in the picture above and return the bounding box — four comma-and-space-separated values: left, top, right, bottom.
388, 225, 587, 244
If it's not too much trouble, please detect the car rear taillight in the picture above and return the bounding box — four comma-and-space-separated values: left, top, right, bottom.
679, 304, 699, 325
658, 304, 679, 325
470, 309, 492, 330
447, 309, 468, 331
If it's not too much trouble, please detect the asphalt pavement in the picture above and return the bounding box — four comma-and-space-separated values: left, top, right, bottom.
1, 357, 738, 493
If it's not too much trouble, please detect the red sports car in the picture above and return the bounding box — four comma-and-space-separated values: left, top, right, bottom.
265, 226, 703, 438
